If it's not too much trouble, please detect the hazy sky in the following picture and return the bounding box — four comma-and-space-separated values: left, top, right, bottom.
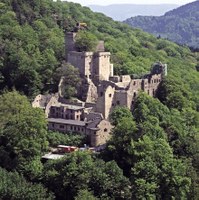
65, 0, 195, 6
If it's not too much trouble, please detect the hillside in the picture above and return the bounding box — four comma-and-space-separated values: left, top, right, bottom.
89, 4, 179, 21
124, 0, 199, 48
0, 0, 199, 199
0, 0, 198, 100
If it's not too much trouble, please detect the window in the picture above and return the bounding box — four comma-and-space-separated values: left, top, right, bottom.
148, 90, 150, 94
51, 108, 55, 113
104, 128, 107, 132
60, 125, 64, 129
117, 100, 120, 105
109, 93, 112, 97
133, 81, 136, 85
133, 92, 136, 98
100, 92, 103, 96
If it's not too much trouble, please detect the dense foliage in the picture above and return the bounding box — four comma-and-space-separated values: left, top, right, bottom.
0, 91, 48, 178
103, 93, 199, 199
1, 0, 199, 102
41, 152, 131, 199
75, 31, 98, 52
0, 0, 199, 199
124, 1, 199, 48
0, 167, 53, 199
47, 131, 88, 147
54, 62, 81, 99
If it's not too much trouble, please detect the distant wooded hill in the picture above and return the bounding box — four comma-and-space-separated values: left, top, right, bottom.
124, 0, 199, 48
89, 4, 179, 21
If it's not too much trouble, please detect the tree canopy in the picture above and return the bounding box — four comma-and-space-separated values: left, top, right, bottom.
0, 0, 199, 199
75, 31, 98, 52
0, 91, 48, 178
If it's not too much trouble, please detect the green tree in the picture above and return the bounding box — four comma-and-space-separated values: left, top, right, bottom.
54, 62, 81, 99
75, 189, 96, 200
110, 106, 133, 126
42, 151, 131, 200
47, 131, 87, 147
0, 167, 53, 200
0, 91, 48, 178
75, 31, 98, 52
105, 92, 191, 199
131, 136, 191, 199
104, 117, 137, 175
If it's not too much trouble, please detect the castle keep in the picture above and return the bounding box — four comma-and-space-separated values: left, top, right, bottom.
33, 28, 167, 147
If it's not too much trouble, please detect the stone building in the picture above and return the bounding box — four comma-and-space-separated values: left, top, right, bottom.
33, 28, 167, 146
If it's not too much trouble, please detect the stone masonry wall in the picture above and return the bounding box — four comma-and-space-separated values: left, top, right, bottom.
94, 52, 111, 81
90, 120, 113, 146
65, 32, 77, 60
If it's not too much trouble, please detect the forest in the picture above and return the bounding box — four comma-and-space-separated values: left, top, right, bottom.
0, 0, 199, 199
124, 0, 199, 48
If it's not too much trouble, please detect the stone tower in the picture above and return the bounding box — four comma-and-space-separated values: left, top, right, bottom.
65, 30, 114, 83
65, 32, 77, 60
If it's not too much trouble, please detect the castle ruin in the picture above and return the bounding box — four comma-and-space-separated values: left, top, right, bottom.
33, 28, 167, 147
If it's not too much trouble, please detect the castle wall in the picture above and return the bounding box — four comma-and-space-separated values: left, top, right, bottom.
65, 32, 77, 60
143, 74, 162, 96
48, 119, 86, 134
120, 75, 131, 82
89, 120, 113, 146
95, 85, 115, 119
113, 91, 128, 107
109, 64, 114, 77
84, 80, 98, 102
68, 52, 94, 78
49, 105, 83, 121
48, 118, 113, 147
94, 52, 111, 81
